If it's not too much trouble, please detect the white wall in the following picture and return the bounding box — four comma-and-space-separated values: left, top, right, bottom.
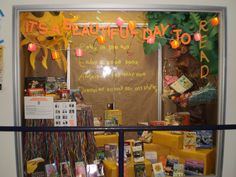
0, 0, 235, 176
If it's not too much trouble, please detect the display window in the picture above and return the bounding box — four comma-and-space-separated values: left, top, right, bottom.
13, 6, 226, 177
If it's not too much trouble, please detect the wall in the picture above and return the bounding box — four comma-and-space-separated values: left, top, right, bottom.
0, 0, 235, 177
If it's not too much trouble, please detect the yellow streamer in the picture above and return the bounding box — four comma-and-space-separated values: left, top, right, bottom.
29, 48, 40, 70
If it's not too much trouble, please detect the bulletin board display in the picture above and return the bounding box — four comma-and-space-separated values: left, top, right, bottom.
16, 7, 225, 177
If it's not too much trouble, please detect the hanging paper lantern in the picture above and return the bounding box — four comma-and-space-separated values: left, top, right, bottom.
194, 32, 202, 41
147, 36, 155, 44
170, 40, 180, 49
128, 21, 136, 31
97, 35, 106, 45
75, 48, 83, 57
211, 17, 220, 26
116, 17, 124, 27
51, 51, 60, 60
27, 43, 37, 52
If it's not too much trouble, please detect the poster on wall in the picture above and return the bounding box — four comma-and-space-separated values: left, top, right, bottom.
0, 46, 3, 91
0, 9, 4, 92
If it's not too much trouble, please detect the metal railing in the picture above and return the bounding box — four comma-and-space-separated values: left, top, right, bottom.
1, 124, 236, 177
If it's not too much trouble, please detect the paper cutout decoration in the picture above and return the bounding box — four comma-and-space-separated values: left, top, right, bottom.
20, 12, 75, 71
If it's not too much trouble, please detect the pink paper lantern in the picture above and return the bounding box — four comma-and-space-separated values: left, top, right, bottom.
147, 36, 155, 44
27, 43, 37, 52
194, 32, 202, 41
116, 17, 124, 27
75, 48, 83, 57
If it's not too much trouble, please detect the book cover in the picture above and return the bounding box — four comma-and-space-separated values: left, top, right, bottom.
183, 131, 197, 150
184, 159, 204, 176
45, 77, 57, 94
196, 130, 213, 148
132, 141, 144, 163
134, 163, 146, 177
60, 162, 72, 177
45, 163, 58, 177
173, 163, 184, 177
145, 151, 157, 164
96, 147, 105, 161
124, 141, 132, 162
165, 155, 179, 176
75, 161, 86, 177
55, 77, 67, 90
170, 75, 193, 94
94, 160, 104, 177
86, 164, 98, 177
104, 109, 122, 126
124, 163, 128, 177
104, 143, 118, 161
152, 163, 165, 177
24, 77, 46, 96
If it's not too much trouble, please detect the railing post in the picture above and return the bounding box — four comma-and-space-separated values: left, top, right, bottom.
118, 129, 124, 177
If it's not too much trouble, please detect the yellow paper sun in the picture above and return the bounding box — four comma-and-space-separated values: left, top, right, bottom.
20, 11, 77, 72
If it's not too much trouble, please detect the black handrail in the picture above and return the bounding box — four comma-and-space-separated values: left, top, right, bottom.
1, 124, 236, 132
1, 124, 236, 177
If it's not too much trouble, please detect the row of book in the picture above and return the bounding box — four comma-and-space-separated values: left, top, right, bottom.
27, 158, 104, 177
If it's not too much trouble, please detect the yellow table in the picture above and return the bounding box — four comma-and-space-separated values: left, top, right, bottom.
103, 159, 152, 177
95, 134, 118, 147
152, 131, 184, 149
171, 148, 216, 175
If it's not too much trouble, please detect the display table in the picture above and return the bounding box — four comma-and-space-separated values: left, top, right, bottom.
94, 134, 118, 147
144, 143, 171, 157
152, 131, 184, 149
103, 159, 152, 177
171, 148, 216, 175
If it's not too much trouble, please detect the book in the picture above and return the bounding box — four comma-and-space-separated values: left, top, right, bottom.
104, 109, 122, 126
173, 163, 184, 177
104, 143, 118, 161
124, 141, 132, 162
145, 151, 157, 164
60, 162, 72, 177
165, 155, 179, 176
184, 159, 204, 176
183, 131, 197, 150
152, 163, 165, 177
124, 163, 128, 177
94, 160, 104, 177
75, 161, 86, 177
86, 164, 98, 177
196, 130, 213, 148
24, 77, 46, 96
170, 75, 193, 94
132, 141, 144, 163
45, 77, 57, 94
96, 147, 105, 161
45, 163, 58, 177
134, 163, 146, 177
